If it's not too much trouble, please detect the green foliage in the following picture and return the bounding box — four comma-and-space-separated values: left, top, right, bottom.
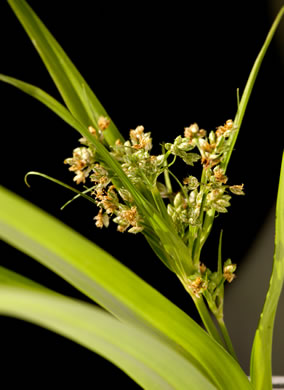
0, 1, 283, 388
0, 186, 251, 389
0, 277, 215, 390
250, 153, 284, 390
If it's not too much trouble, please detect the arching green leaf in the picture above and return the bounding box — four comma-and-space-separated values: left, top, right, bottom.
0, 186, 252, 389
0, 284, 215, 390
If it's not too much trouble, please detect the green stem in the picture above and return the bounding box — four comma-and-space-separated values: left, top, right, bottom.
162, 145, 173, 194
168, 169, 188, 199
164, 169, 172, 194
25, 171, 97, 205
151, 186, 170, 221
61, 185, 95, 210
200, 209, 215, 248
192, 295, 225, 348
192, 193, 207, 267
191, 169, 209, 265
217, 317, 238, 360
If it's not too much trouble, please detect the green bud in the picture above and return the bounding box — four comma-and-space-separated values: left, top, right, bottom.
124, 140, 132, 154
184, 176, 199, 190
189, 189, 197, 204
164, 143, 172, 150
229, 185, 245, 195
156, 154, 165, 166
216, 135, 225, 152
174, 192, 183, 208
212, 203, 228, 213
118, 188, 133, 202
113, 216, 122, 224
177, 140, 193, 151
196, 191, 203, 205
102, 213, 110, 228
182, 153, 201, 166
156, 182, 168, 198
174, 136, 183, 145
216, 199, 231, 208
209, 131, 216, 145
167, 204, 175, 217
128, 226, 144, 234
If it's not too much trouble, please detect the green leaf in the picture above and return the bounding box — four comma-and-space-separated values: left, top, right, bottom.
6, 0, 123, 146
0, 186, 252, 389
0, 265, 48, 291
250, 152, 284, 389
0, 75, 109, 159
0, 284, 215, 390
0, 73, 193, 278
203, 7, 284, 275
0, 74, 89, 135
221, 7, 284, 172
2, 1, 197, 281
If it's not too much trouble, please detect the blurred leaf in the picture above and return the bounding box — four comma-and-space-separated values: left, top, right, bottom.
0, 265, 48, 291
0, 284, 216, 390
250, 152, 284, 389
0, 186, 252, 389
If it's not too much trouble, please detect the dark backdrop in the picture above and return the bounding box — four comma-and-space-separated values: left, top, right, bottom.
0, 0, 283, 387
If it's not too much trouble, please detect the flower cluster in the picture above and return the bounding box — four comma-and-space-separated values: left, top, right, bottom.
164, 120, 244, 233
64, 126, 149, 234
111, 125, 164, 187
184, 259, 237, 302
186, 275, 209, 298
65, 121, 243, 241
164, 135, 201, 166
167, 179, 202, 236
64, 119, 242, 305
90, 165, 144, 233
64, 146, 95, 184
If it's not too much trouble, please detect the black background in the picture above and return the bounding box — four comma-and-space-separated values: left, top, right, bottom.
0, 0, 283, 387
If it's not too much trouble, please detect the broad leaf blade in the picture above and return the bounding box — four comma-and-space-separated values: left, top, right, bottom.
0, 186, 252, 390
0, 285, 216, 390
250, 152, 284, 389
7, 0, 123, 145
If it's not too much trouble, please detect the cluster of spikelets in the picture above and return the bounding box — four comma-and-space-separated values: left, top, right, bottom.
64, 118, 244, 240
185, 259, 237, 304
64, 117, 244, 298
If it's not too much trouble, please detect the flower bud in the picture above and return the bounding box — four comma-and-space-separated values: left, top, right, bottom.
189, 189, 197, 204
174, 192, 183, 208
167, 204, 175, 217
216, 135, 225, 152
183, 176, 199, 190
229, 184, 245, 195
209, 131, 216, 145
189, 123, 199, 134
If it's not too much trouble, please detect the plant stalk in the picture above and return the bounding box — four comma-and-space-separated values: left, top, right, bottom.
217, 316, 238, 360
191, 294, 225, 348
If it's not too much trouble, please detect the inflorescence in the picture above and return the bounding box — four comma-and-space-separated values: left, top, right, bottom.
64, 116, 243, 296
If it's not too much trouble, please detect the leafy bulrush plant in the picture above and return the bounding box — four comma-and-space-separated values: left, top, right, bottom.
0, 1, 283, 389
